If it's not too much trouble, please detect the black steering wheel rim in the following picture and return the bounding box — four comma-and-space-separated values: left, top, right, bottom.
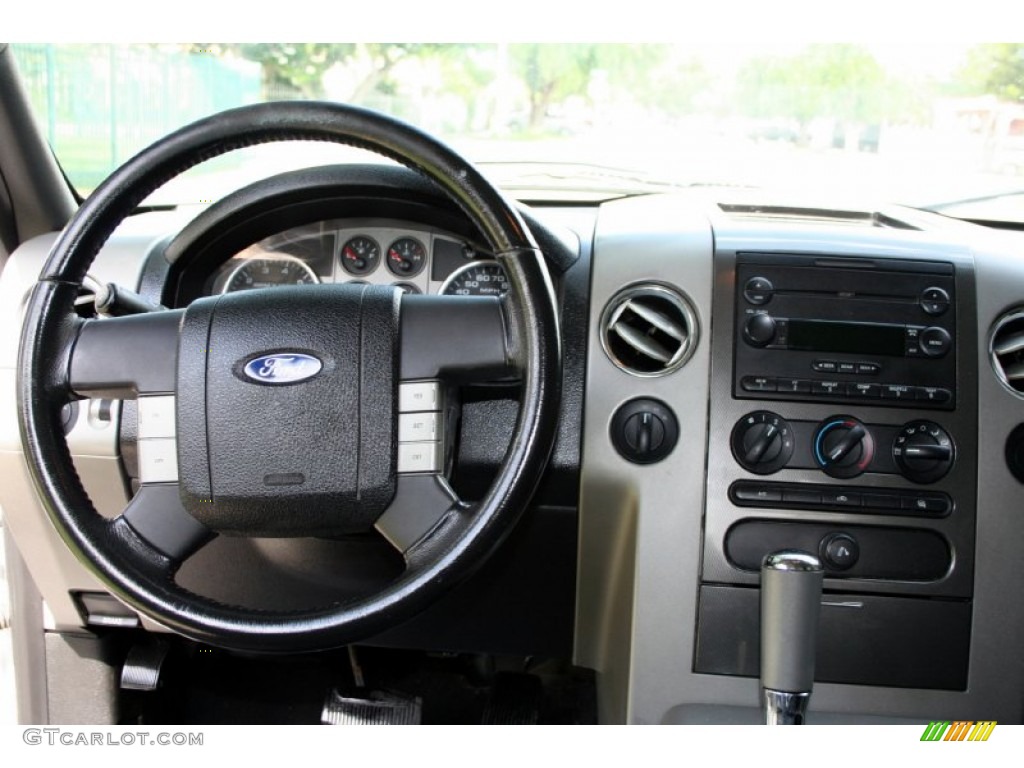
16, 101, 561, 652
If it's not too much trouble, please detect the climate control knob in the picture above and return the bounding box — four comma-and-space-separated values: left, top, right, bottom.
813, 416, 875, 479
731, 411, 794, 474
893, 420, 954, 484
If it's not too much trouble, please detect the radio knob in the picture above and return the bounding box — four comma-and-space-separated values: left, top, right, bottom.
743, 313, 777, 347
919, 326, 952, 358
813, 416, 875, 479
894, 421, 954, 483
731, 411, 794, 474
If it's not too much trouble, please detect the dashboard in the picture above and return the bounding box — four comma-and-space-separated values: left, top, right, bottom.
2, 164, 1024, 726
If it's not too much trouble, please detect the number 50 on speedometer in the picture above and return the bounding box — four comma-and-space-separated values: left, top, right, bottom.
440, 260, 510, 297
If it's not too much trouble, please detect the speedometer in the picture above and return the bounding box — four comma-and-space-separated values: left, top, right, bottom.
223, 257, 319, 293
440, 260, 510, 297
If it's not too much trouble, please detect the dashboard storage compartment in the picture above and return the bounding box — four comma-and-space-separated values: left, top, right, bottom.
694, 584, 971, 690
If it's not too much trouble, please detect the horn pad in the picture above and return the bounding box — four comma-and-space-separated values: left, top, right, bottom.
177, 283, 400, 536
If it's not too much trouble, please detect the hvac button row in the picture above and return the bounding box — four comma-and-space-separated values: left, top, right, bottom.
730, 480, 952, 517
741, 376, 951, 403
398, 381, 444, 474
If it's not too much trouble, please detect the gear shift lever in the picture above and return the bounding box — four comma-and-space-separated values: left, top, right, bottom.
760, 550, 824, 725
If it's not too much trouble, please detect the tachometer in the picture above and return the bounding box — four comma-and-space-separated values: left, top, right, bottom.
440, 260, 510, 297
223, 257, 319, 293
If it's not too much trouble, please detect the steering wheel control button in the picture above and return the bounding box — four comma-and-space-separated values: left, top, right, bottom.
397, 442, 441, 474
731, 411, 794, 474
399, 412, 439, 442
743, 276, 774, 305
893, 420, 955, 484
138, 438, 179, 484
742, 313, 777, 347
920, 286, 950, 316
919, 326, 952, 358
610, 398, 679, 464
397, 381, 446, 475
399, 381, 440, 412
820, 532, 860, 571
813, 416, 875, 479
138, 395, 176, 439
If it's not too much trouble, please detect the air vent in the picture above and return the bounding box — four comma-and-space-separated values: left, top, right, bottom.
990, 310, 1024, 395
600, 285, 698, 376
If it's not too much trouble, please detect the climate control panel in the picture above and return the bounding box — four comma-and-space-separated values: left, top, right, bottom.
730, 411, 955, 483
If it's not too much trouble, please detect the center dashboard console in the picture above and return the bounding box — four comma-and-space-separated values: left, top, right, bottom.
699, 250, 978, 691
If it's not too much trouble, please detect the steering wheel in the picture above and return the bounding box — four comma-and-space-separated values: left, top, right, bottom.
16, 102, 561, 652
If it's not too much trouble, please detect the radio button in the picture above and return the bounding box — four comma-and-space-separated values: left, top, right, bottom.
777, 378, 812, 394
920, 326, 952, 358
916, 386, 952, 403
920, 286, 950, 316
856, 362, 880, 375
812, 380, 843, 395
741, 375, 777, 392
848, 382, 881, 398
812, 360, 838, 372
881, 384, 915, 400
837, 362, 857, 374
743, 276, 775, 305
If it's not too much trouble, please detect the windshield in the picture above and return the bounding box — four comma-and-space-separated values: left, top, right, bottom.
10, 42, 1024, 220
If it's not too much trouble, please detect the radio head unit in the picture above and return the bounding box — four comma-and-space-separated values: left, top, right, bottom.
734, 253, 956, 409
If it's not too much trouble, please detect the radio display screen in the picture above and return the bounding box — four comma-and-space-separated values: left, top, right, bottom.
787, 320, 905, 357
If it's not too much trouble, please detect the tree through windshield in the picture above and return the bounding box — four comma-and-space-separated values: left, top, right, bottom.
10, 43, 1024, 219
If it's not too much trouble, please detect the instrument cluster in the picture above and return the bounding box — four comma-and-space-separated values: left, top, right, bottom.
206, 219, 509, 298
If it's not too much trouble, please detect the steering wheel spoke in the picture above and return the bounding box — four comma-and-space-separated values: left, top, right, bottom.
399, 294, 515, 383
375, 474, 465, 556
69, 310, 183, 399
119, 482, 214, 565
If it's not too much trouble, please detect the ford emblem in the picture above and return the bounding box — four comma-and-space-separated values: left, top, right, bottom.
242, 353, 322, 385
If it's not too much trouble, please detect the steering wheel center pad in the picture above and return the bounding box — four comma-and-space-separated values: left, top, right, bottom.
178, 283, 400, 536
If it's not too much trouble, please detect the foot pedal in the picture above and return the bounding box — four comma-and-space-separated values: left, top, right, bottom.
120, 637, 170, 691
482, 673, 543, 725
321, 689, 422, 725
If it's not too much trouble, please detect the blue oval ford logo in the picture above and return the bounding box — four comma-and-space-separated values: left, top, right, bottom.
242, 353, 322, 384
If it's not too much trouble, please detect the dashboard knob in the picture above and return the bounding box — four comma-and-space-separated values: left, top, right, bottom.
919, 326, 952, 358
743, 313, 777, 347
893, 420, 954, 483
813, 416, 874, 479
610, 398, 679, 465
731, 411, 794, 474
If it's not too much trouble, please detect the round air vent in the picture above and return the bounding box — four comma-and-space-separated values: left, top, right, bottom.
990, 309, 1024, 396
599, 284, 698, 376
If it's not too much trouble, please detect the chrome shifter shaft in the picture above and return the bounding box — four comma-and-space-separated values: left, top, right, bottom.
760, 551, 824, 725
